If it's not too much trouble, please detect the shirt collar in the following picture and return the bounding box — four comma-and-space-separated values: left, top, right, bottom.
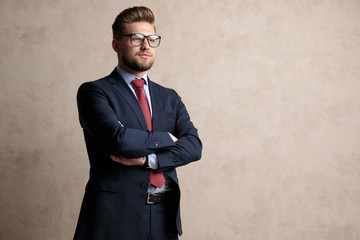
116, 66, 149, 86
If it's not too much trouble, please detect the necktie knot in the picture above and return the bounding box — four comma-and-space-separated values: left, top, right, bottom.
131, 79, 145, 89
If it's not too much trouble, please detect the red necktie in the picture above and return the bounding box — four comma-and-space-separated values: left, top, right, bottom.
131, 79, 165, 188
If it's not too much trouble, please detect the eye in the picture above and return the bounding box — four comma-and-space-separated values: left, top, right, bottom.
134, 34, 144, 39
131, 34, 144, 41
149, 35, 158, 40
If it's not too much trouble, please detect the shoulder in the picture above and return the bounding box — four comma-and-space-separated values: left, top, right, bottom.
149, 80, 179, 98
79, 76, 108, 89
149, 80, 185, 110
78, 69, 119, 93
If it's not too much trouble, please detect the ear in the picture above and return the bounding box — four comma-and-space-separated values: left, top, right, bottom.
112, 39, 119, 52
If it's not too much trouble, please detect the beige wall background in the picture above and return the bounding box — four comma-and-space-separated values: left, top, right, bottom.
1, 0, 360, 239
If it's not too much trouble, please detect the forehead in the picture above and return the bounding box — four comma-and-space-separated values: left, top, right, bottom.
123, 21, 155, 35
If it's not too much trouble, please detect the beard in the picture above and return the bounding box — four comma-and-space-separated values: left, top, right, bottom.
122, 53, 154, 73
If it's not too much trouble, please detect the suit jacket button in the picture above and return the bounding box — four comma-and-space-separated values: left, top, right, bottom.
140, 182, 147, 189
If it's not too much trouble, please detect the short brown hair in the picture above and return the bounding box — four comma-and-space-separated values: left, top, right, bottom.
112, 6, 155, 39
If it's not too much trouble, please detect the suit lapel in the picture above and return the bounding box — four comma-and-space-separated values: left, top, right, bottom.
148, 78, 162, 131
107, 68, 148, 131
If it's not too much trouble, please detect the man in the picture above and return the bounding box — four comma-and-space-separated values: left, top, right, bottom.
73, 6, 202, 240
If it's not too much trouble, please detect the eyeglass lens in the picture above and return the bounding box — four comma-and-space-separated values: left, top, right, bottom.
130, 34, 161, 47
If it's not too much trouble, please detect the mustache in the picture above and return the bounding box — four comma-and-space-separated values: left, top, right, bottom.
137, 51, 152, 57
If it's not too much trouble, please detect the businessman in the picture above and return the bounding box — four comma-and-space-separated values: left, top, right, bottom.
73, 6, 202, 240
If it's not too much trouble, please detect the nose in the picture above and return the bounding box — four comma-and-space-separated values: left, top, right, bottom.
140, 37, 151, 49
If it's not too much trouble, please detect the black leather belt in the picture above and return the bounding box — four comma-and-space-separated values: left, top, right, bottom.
146, 192, 165, 204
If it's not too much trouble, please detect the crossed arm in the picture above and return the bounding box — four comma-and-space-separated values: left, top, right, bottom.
110, 120, 144, 166
110, 121, 178, 167
77, 82, 202, 171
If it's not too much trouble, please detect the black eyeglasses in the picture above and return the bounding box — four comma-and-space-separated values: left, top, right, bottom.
117, 33, 161, 48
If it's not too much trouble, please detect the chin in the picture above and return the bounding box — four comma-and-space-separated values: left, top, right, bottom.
135, 62, 154, 72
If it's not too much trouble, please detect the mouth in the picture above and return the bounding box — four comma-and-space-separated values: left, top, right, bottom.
138, 52, 152, 59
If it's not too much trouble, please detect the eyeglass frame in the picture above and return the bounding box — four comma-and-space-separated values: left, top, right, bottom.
116, 33, 162, 48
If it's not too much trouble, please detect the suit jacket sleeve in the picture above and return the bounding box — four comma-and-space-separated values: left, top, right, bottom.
77, 81, 175, 158
155, 90, 202, 171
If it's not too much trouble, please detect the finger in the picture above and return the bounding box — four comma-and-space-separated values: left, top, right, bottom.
110, 155, 119, 162
118, 120, 124, 127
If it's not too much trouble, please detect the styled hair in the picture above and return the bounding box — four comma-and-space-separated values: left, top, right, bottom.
112, 6, 155, 39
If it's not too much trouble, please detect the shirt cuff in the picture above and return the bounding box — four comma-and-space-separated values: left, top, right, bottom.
148, 133, 175, 169
148, 153, 158, 169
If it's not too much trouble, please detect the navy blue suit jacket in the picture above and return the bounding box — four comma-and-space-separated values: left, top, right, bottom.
74, 68, 202, 239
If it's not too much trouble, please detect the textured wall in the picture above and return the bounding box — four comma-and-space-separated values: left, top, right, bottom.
1, 0, 360, 239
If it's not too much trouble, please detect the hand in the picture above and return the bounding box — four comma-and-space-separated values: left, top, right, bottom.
110, 155, 145, 166
168, 132, 178, 142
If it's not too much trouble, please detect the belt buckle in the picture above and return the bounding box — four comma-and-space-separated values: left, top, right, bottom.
146, 193, 155, 205
146, 193, 164, 204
